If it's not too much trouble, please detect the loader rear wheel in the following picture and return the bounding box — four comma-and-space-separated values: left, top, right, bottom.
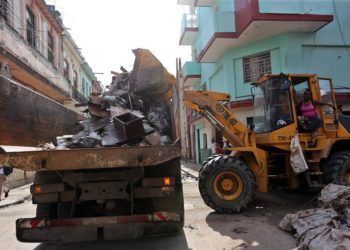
199, 155, 256, 213
324, 151, 350, 185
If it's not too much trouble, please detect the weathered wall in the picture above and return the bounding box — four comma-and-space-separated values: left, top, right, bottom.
0, 76, 82, 147
0, 18, 70, 97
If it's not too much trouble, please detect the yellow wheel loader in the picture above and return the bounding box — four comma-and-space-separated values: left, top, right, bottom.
184, 74, 350, 213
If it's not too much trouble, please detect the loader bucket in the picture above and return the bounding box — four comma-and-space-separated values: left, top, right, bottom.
131, 49, 175, 99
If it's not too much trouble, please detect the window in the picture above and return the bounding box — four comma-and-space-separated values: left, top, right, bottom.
26, 7, 36, 48
81, 78, 86, 96
201, 83, 207, 91
243, 52, 271, 83
47, 32, 54, 64
63, 60, 69, 79
202, 133, 208, 149
73, 70, 78, 89
0, 0, 8, 22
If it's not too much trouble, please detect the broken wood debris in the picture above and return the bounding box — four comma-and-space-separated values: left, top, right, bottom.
53, 49, 175, 149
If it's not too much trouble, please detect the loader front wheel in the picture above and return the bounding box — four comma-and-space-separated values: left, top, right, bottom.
324, 151, 350, 185
199, 155, 256, 213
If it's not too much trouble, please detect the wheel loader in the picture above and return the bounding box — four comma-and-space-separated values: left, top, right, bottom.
184, 74, 350, 213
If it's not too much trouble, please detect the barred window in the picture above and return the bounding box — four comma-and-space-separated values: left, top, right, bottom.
0, 0, 8, 21
63, 60, 69, 79
26, 7, 36, 48
73, 70, 78, 89
47, 32, 54, 64
243, 52, 271, 83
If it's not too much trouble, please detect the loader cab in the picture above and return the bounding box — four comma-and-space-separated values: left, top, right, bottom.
251, 74, 339, 135
252, 76, 294, 133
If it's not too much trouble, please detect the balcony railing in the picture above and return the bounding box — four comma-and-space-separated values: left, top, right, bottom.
177, 0, 194, 5
180, 14, 199, 45
181, 14, 198, 33
72, 88, 87, 103
182, 61, 201, 87
194, 0, 215, 7
0, 1, 57, 65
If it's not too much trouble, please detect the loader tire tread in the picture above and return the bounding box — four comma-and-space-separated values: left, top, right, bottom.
324, 151, 350, 185
199, 155, 256, 214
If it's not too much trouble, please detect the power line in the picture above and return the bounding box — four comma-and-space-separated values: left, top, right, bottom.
332, 0, 350, 56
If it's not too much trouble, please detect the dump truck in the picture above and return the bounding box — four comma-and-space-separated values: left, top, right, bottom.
184, 74, 350, 213
0, 51, 184, 243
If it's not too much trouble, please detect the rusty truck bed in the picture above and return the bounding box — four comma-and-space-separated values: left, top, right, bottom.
0, 145, 181, 171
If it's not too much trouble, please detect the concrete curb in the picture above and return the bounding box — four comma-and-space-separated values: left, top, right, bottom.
0, 184, 32, 209
181, 166, 199, 179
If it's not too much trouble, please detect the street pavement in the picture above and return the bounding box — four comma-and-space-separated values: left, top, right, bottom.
0, 184, 31, 209
0, 162, 316, 250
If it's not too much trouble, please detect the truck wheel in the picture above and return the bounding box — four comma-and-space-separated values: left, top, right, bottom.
324, 151, 350, 185
199, 155, 256, 213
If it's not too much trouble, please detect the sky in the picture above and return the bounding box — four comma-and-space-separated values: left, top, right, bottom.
46, 0, 192, 85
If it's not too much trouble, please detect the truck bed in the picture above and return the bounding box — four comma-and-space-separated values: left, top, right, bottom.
0, 145, 181, 171
0, 74, 82, 147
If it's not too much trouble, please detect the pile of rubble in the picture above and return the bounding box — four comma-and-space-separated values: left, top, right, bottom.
55, 49, 176, 149
279, 184, 350, 249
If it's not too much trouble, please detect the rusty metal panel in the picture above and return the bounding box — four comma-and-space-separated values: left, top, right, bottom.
0, 145, 181, 171
0, 75, 82, 147
79, 181, 129, 201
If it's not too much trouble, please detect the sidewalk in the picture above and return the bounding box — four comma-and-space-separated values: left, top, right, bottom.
181, 160, 200, 179
0, 184, 31, 209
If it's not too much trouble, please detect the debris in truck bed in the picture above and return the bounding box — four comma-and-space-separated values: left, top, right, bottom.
279, 184, 350, 249
51, 49, 175, 149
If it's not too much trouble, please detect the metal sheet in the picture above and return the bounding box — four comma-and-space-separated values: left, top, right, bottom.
0, 75, 83, 147
0, 145, 181, 171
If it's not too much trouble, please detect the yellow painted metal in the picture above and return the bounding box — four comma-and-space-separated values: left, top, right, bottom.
213, 171, 243, 201
184, 73, 350, 194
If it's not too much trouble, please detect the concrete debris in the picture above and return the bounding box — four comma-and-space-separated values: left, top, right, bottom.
279, 184, 350, 249
144, 131, 161, 146
52, 49, 174, 149
43, 142, 56, 150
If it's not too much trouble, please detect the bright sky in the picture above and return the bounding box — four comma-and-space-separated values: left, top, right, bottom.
46, 0, 191, 86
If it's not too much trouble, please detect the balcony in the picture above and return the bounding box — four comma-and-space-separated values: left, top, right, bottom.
179, 14, 199, 46
194, 0, 215, 7
72, 88, 88, 103
177, 0, 194, 5
0, 16, 70, 102
182, 61, 201, 87
196, 0, 333, 62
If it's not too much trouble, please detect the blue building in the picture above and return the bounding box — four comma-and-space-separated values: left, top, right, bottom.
178, 0, 350, 163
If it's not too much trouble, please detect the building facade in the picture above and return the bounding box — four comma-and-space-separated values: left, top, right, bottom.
178, 0, 350, 163
62, 31, 96, 110
0, 0, 95, 111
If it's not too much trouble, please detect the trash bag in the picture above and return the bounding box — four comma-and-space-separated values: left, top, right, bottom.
290, 135, 308, 174
280, 184, 350, 250
147, 103, 170, 135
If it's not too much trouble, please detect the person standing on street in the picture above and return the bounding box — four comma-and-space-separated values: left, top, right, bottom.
0, 164, 12, 201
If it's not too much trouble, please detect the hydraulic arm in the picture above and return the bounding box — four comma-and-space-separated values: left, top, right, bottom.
184, 91, 251, 147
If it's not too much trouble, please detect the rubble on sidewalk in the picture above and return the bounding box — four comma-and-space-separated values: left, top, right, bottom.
52, 49, 175, 149
279, 184, 350, 249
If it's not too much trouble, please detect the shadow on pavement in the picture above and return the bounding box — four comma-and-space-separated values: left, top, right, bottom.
33, 230, 189, 250
204, 190, 318, 249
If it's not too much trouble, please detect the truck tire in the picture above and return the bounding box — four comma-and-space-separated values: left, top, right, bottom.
199, 155, 256, 213
324, 151, 350, 185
